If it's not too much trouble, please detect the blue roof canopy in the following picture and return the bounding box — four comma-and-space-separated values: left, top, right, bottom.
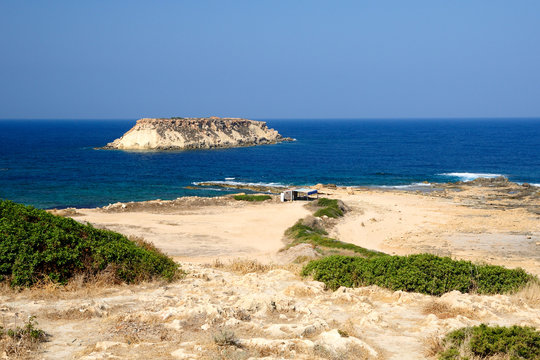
291, 188, 318, 195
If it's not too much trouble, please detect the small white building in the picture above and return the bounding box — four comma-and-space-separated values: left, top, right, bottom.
280, 188, 318, 202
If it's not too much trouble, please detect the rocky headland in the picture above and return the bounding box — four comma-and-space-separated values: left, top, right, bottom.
101, 117, 293, 150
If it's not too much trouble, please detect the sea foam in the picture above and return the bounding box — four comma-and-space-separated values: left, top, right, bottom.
438, 172, 504, 182
374, 182, 433, 190
193, 180, 288, 188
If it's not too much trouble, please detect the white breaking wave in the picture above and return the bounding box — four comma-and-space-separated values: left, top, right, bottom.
193, 180, 288, 188
438, 172, 504, 182
224, 177, 236, 180
375, 182, 433, 190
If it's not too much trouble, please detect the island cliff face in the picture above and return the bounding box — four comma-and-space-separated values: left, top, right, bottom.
102, 117, 292, 150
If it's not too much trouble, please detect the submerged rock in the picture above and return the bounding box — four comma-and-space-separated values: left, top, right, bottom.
101, 116, 293, 150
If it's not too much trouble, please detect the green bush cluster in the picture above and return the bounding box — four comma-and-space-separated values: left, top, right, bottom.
439, 324, 540, 359
301, 254, 532, 295
0, 200, 180, 287
285, 221, 381, 258
313, 198, 343, 218
233, 194, 272, 202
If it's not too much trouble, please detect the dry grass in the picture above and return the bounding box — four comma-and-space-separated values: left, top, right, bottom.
0, 274, 119, 301
423, 333, 445, 358
512, 280, 540, 307
0, 316, 46, 360
292, 255, 317, 264
43, 303, 124, 321
0, 336, 40, 360
347, 285, 395, 303
283, 284, 322, 297
310, 343, 372, 360
211, 258, 301, 275
109, 314, 178, 344
0, 270, 173, 301
422, 300, 477, 320
43, 307, 97, 321
424, 332, 513, 360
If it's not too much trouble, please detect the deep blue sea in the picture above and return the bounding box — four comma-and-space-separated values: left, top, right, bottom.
1, 119, 539, 209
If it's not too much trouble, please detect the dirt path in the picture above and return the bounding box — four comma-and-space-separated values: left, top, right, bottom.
72, 199, 310, 264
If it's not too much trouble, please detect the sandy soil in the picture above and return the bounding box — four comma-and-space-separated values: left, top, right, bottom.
7, 184, 538, 359
69, 196, 311, 264
66, 185, 539, 276
325, 186, 540, 275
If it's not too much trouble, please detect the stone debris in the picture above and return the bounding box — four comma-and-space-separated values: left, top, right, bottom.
2, 263, 539, 359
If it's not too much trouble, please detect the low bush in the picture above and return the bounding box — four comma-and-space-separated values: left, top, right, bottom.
1, 316, 45, 342
301, 254, 532, 295
233, 194, 272, 202
0, 316, 46, 357
285, 221, 381, 258
213, 329, 239, 347
0, 200, 180, 287
316, 198, 338, 207
438, 324, 540, 359
313, 198, 344, 218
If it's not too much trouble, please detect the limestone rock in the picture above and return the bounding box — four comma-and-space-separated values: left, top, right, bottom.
101, 117, 293, 150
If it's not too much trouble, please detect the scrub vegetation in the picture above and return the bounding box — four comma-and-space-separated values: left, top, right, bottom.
285, 221, 381, 258
437, 324, 540, 359
0, 316, 46, 359
301, 254, 533, 295
233, 194, 272, 202
283, 197, 380, 257
313, 198, 344, 218
0, 200, 180, 288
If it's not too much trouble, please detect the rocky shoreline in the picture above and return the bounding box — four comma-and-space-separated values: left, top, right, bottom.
101, 117, 293, 150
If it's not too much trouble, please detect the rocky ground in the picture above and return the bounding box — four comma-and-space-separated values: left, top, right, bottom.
5, 179, 539, 359
2, 262, 539, 360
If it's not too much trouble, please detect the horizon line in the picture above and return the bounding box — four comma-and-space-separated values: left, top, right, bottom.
1, 116, 540, 121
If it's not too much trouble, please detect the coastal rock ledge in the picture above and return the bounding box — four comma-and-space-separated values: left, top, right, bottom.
102, 117, 293, 150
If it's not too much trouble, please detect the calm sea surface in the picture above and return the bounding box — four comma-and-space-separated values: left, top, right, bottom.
0, 119, 539, 209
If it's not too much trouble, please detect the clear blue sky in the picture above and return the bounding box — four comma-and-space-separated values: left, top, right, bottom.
1, 1, 539, 119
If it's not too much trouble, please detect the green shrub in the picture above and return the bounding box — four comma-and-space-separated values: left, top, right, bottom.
313, 198, 343, 218
285, 221, 329, 238
316, 198, 338, 207
285, 221, 381, 258
233, 194, 272, 202
0, 200, 180, 287
313, 207, 343, 218
302, 254, 532, 295
439, 324, 540, 359
1, 316, 45, 343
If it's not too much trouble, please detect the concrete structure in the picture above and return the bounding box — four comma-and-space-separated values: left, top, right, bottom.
281, 188, 318, 202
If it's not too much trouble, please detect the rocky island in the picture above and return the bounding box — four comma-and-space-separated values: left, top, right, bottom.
101, 116, 293, 150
